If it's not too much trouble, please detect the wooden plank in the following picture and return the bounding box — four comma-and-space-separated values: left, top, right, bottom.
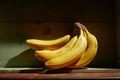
0, 71, 120, 79
0, 68, 120, 79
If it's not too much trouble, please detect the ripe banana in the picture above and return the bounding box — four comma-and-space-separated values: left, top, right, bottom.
35, 35, 78, 61
26, 35, 70, 50
25, 22, 98, 69
45, 29, 87, 69
67, 23, 98, 68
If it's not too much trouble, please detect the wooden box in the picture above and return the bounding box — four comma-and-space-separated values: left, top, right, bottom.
0, 0, 120, 79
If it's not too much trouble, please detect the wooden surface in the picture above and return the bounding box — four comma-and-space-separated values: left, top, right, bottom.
0, 68, 120, 79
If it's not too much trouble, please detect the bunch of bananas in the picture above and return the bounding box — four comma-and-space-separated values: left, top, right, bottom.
26, 22, 98, 69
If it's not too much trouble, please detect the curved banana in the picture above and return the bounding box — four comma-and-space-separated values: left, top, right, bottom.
67, 23, 98, 68
35, 35, 78, 61
76, 30, 98, 67
26, 35, 70, 50
45, 29, 87, 69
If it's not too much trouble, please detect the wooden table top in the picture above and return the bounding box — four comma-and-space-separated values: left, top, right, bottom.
0, 68, 120, 79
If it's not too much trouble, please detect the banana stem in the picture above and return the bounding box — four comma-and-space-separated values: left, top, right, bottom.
75, 22, 87, 31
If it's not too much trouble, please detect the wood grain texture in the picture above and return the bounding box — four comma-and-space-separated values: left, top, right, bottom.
0, 70, 120, 79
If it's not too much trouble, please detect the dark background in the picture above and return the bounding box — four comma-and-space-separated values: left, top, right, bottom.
0, 0, 118, 68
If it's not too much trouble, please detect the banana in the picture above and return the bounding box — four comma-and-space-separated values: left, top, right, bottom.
67, 23, 98, 68
35, 35, 78, 61
34, 53, 48, 62
26, 35, 70, 50
45, 28, 87, 69
76, 29, 98, 67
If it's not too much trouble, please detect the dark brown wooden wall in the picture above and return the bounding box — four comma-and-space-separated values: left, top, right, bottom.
0, 0, 116, 22
0, 0, 117, 68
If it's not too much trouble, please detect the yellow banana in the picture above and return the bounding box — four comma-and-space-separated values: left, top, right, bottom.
26, 35, 70, 50
67, 23, 98, 68
45, 28, 87, 69
76, 30, 98, 67
34, 53, 48, 62
35, 35, 78, 61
